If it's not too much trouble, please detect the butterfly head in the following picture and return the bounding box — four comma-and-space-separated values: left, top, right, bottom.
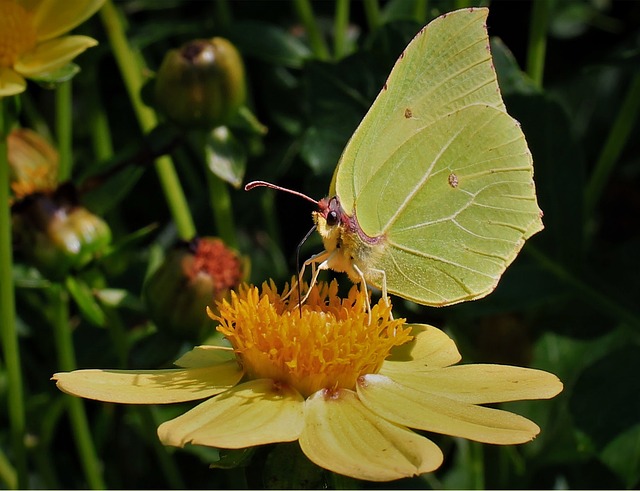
313, 196, 349, 241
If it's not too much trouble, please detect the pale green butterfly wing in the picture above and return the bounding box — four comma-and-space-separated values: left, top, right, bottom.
331, 8, 543, 306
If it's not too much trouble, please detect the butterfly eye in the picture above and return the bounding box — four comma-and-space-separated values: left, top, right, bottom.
326, 211, 339, 226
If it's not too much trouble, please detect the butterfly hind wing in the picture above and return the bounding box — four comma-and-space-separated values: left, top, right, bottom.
370, 105, 543, 306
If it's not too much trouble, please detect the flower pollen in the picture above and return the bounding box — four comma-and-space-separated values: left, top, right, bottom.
0, 1, 37, 67
210, 280, 412, 397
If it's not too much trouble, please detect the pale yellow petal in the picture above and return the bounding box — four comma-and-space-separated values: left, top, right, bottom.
53, 361, 243, 404
299, 389, 443, 482
173, 345, 236, 368
0, 68, 27, 97
14, 36, 98, 77
158, 379, 304, 448
358, 374, 541, 445
381, 364, 563, 404
32, 0, 105, 41
385, 323, 461, 368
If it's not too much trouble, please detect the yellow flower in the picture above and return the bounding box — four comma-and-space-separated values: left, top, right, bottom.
0, 0, 105, 97
7, 128, 58, 198
53, 280, 563, 482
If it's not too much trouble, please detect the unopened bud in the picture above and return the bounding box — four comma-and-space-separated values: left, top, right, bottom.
12, 185, 111, 280
154, 37, 246, 129
143, 237, 244, 341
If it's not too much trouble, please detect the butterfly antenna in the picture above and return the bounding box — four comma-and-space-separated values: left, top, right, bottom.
246, 180, 321, 317
245, 181, 319, 206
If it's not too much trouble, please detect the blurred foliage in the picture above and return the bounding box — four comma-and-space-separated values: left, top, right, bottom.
2, 0, 640, 489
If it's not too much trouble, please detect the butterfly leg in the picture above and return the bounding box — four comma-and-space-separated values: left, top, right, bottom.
367, 267, 393, 320
281, 250, 328, 302
297, 250, 332, 306
350, 263, 373, 324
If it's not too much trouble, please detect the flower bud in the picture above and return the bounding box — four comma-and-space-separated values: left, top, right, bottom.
154, 37, 246, 129
12, 185, 112, 280
143, 237, 244, 342
7, 128, 58, 199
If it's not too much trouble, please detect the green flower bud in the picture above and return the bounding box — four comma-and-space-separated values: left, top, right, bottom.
154, 37, 246, 129
12, 185, 112, 280
143, 237, 244, 342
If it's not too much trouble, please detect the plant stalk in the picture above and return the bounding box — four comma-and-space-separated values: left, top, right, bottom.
0, 98, 28, 489
55, 80, 73, 181
99, 0, 196, 240
584, 73, 640, 215
53, 282, 106, 489
526, 0, 551, 89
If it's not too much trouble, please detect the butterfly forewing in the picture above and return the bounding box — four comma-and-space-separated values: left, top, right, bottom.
333, 8, 506, 214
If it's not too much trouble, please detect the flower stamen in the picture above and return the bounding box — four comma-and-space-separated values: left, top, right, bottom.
209, 280, 412, 397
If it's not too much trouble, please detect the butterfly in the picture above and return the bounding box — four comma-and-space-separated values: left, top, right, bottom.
247, 7, 543, 309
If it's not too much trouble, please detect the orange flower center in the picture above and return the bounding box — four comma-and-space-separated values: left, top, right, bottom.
210, 280, 412, 397
0, 1, 37, 68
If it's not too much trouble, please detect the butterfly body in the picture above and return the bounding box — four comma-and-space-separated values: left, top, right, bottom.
313, 196, 386, 285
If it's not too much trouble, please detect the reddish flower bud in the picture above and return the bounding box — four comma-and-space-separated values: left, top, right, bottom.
143, 237, 244, 341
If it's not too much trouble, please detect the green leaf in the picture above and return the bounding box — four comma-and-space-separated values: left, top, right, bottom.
208, 447, 255, 469
264, 443, 326, 489
570, 346, 640, 449
300, 54, 381, 175
31, 63, 81, 89
600, 423, 640, 488
491, 37, 539, 96
226, 20, 312, 68
65, 275, 106, 328
94, 288, 144, 311
507, 92, 586, 269
204, 126, 247, 189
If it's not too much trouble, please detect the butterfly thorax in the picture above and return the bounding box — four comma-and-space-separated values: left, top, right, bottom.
313, 196, 386, 283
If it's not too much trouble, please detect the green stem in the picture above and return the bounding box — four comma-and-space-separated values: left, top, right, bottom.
362, 0, 381, 31
0, 98, 28, 490
55, 80, 73, 181
0, 444, 17, 489
21, 91, 53, 141
214, 0, 233, 28
293, 0, 331, 60
136, 406, 185, 488
527, 244, 640, 331
99, 0, 196, 240
584, 73, 640, 216
53, 283, 105, 489
454, 0, 472, 10
470, 441, 485, 490
206, 171, 238, 249
413, 0, 428, 24
333, 0, 350, 59
526, 0, 551, 89
89, 83, 114, 162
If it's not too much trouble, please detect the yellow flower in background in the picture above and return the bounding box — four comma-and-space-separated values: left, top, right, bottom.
0, 0, 105, 96
7, 128, 58, 198
53, 280, 563, 482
